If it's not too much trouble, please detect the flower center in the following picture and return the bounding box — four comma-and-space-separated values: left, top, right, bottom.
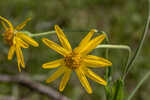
64, 52, 82, 69
3, 30, 14, 45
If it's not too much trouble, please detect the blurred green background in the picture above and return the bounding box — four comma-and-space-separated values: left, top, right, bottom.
0, 0, 150, 100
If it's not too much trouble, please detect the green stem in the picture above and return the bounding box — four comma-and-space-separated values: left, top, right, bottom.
98, 33, 131, 100
96, 44, 131, 52
127, 71, 150, 100
101, 32, 112, 100
30, 31, 56, 37
100, 32, 111, 82
96, 44, 131, 66
123, 0, 150, 80
96, 44, 132, 79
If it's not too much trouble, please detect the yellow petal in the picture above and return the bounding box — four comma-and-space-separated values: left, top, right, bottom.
15, 44, 25, 68
83, 67, 107, 86
55, 25, 72, 51
42, 38, 69, 56
15, 37, 29, 48
78, 34, 106, 55
8, 45, 15, 60
1, 21, 8, 31
59, 68, 71, 91
74, 29, 97, 53
83, 55, 112, 68
46, 66, 66, 83
15, 18, 31, 31
0, 16, 14, 31
17, 60, 21, 72
16, 32, 39, 47
42, 59, 64, 69
80, 29, 97, 46
75, 68, 92, 94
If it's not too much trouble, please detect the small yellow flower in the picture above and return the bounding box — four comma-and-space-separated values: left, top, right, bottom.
0, 16, 39, 72
42, 25, 112, 94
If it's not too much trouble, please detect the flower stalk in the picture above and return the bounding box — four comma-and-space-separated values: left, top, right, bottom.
96, 44, 132, 77
29, 31, 56, 37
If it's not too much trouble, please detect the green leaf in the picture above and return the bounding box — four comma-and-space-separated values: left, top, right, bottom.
112, 79, 124, 100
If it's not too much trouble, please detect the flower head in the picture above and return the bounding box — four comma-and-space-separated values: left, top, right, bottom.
42, 25, 112, 94
0, 16, 39, 72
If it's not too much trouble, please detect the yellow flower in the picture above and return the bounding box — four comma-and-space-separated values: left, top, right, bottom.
0, 16, 39, 72
42, 25, 112, 94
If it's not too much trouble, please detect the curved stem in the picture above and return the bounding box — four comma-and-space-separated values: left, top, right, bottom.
96, 44, 132, 78
96, 44, 131, 52
96, 44, 131, 61
96, 44, 131, 67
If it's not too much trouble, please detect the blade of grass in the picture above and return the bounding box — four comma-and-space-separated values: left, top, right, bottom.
123, 0, 150, 80
127, 71, 150, 100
